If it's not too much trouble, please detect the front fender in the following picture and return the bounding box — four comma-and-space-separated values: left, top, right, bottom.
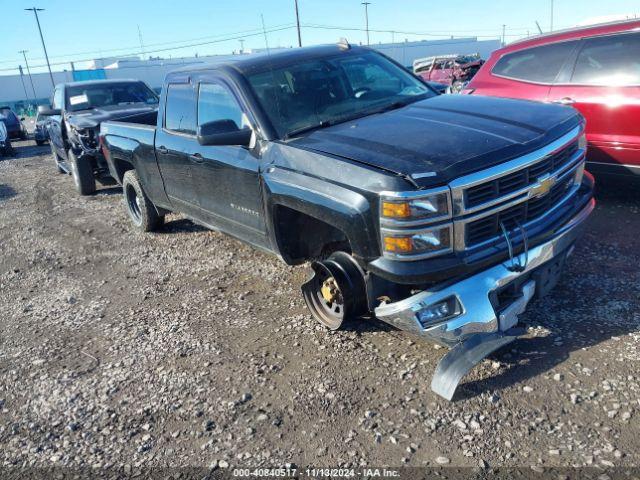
263, 167, 379, 260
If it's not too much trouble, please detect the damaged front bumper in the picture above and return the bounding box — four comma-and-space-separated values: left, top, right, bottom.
374, 197, 595, 400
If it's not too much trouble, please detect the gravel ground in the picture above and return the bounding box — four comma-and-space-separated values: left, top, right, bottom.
0, 140, 638, 472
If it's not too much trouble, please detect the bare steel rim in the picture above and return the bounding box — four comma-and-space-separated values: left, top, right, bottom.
302, 252, 368, 330
125, 183, 143, 226
69, 152, 80, 188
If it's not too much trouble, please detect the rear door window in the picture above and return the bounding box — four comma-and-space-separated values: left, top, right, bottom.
571, 32, 640, 85
164, 83, 196, 135
492, 41, 579, 83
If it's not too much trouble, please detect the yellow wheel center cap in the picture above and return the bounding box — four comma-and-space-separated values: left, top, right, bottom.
321, 278, 337, 302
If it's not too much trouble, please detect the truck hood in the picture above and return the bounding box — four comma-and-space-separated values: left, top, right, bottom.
66, 104, 158, 130
289, 95, 581, 187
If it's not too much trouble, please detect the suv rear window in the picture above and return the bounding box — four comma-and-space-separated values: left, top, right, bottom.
571, 32, 640, 85
492, 41, 578, 83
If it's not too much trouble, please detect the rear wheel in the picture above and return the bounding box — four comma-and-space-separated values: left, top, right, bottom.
302, 251, 368, 330
122, 170, 164, 232
68, 150, 96, 195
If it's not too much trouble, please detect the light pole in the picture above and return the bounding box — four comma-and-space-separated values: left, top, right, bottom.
362, 2, 371, 45
25, 7, 55, 88
550, 0, 554, 31
19, 50, 38, 99
502, 24, 506, 46
294, 0, 302, 47
18, 66, 31, 103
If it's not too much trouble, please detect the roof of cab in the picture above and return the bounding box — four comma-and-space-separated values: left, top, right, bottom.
166, 44, 365, 81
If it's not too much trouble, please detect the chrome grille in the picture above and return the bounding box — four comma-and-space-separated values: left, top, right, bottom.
465, 174, 574, 245
465, 140, 579, 209
450, 125, 586, 252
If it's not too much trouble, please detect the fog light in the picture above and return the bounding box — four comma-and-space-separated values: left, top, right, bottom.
414, 297, 462, 327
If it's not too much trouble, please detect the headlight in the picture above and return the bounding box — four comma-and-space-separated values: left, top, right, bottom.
380, 188, 451, 225
381, 225, 452, 259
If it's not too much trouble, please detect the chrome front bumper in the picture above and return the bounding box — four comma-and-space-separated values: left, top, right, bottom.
375, 197, 594, 400
375, 198, 594, 346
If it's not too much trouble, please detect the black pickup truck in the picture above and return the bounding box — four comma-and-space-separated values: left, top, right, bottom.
38, 79, 158, 195
100, 44, 595, 399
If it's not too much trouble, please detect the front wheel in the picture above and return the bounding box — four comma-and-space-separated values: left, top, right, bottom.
68, 150, 96, 195
301, 252, 368, 330
122, 170, 164, 232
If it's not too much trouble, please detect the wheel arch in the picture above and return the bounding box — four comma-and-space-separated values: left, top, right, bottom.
264, 169, 379, 264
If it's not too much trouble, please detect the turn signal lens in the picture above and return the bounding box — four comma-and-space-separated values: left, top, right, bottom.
382, 201, 411, 218
383, 236, 413, 253
380, 191, 450, 222
382, 226, 452, 257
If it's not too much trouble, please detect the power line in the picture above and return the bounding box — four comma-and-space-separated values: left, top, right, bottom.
0, 23, 297, 66
301, 23, 529, 39
0, 25, 297, 73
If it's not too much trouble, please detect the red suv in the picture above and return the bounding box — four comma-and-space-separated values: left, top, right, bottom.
465, 19, 640, 178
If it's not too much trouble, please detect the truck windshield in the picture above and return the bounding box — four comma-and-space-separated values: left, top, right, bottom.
247, 50, 434, 138
66, 82, 159, 112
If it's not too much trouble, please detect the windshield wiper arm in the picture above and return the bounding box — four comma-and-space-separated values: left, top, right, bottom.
285, 95, 428, 139
286, 119, 335, 139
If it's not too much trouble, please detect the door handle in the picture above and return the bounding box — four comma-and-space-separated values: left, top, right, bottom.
189, 153, 204, 163
157, 145, 168, 154
552, 97, 575, 105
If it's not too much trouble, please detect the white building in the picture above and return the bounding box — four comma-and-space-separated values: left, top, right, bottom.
0, 37, 501, 111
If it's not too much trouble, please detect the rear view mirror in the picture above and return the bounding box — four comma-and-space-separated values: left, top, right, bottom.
37, 105, 61, 116
197, 119, 252, 147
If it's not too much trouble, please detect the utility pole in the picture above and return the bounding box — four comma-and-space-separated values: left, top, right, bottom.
550, 0, 554, 31
25, 7, 54, 88
239, 39, 245, 53
19, 50, 38, 100
362, 2, 371, 45
18, 66, 31, 103
294, 0, 302, 47
137, 25, 146, 59
502, 24, 506, 46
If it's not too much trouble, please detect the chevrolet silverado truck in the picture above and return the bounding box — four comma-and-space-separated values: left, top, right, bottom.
38, 79, 159, 195
100, 43, 595, 400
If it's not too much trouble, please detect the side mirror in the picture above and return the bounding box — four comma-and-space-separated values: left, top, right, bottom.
197, 119, 252, 147
37, 105, 61, 116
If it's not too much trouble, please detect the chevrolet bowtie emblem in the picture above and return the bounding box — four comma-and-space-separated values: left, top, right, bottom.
530, 173, 556, 198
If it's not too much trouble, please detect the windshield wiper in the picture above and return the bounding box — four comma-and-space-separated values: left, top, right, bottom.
286, 119, 336, 139
285, 95, 429, 140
